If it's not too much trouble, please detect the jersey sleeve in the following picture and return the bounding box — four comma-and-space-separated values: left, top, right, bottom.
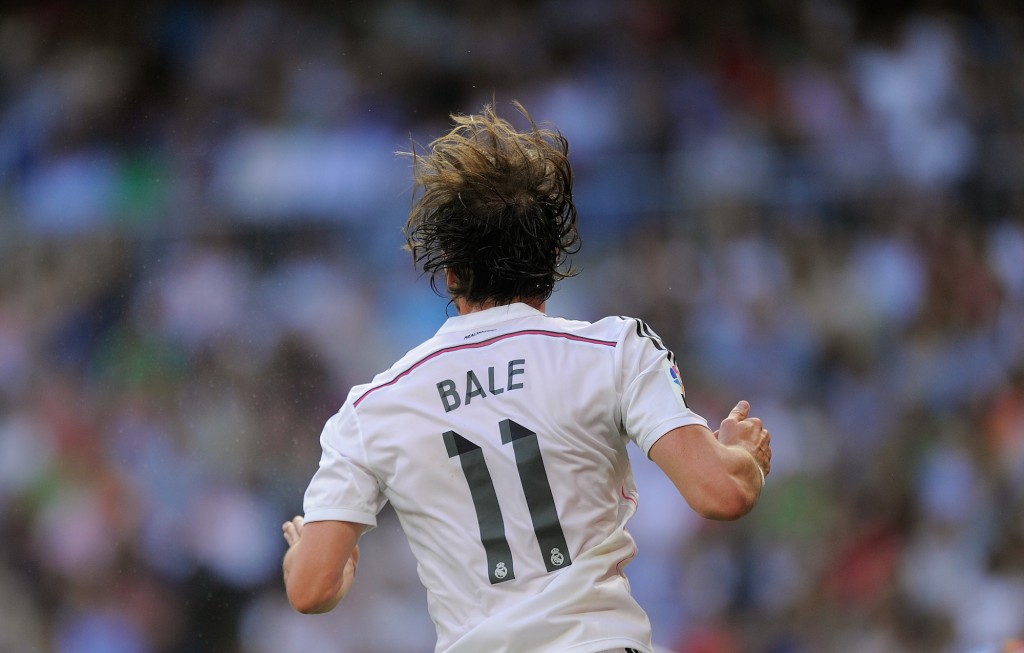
617, 318, 710, 455
302, 401, 386, 528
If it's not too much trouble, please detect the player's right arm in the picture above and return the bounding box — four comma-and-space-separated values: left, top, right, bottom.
648, 400, 770, 520
285, 399, 383, 613
282, 516, 366, 613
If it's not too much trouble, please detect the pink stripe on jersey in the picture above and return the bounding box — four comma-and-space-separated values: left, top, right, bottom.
615, 536, 638, 576
615, 487, 639, 575
620, 485, 638, 510
353, 329, 616, 407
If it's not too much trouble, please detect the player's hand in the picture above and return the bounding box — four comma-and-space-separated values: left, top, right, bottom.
283, 515, 304, 548
716, 400, 771, 479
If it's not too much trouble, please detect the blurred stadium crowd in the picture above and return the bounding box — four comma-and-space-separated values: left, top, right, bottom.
2, 1, 1024, 652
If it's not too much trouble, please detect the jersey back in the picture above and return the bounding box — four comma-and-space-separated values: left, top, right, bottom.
302, 303, 708, 653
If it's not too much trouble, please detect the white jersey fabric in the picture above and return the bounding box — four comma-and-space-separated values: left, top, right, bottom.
303, 303, 709, 653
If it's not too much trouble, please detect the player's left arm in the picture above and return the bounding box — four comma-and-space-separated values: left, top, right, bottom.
282, 516, 366, 614
648, 402, 770, 521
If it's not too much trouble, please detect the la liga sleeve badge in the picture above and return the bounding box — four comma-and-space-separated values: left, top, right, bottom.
664, 360, 689, 408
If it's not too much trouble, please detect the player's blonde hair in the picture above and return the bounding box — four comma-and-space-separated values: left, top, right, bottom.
403, 102, 580, 304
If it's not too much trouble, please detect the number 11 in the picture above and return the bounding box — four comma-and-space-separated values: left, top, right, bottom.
443, 419, 572, 584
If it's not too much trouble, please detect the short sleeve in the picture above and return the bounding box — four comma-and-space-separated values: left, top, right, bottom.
302, 402, 387, 527
617, 318, 710, 454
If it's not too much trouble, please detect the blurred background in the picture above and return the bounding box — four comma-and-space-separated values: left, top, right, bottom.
1, 0, 1023, 651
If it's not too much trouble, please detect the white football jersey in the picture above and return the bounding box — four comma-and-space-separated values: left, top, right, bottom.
303, 303, 709, 653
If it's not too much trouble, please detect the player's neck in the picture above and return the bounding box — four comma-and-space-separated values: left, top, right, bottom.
454, 297, 546, 315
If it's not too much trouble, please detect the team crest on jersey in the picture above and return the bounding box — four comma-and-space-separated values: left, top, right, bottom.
494, 562, 508, 579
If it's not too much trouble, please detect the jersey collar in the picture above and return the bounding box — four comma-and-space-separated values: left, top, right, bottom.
435, 302, 545, 336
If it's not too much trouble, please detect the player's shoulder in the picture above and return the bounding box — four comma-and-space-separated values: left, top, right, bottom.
511, 312, 616, 344
529, 314, 673, 361
580, 314, 661, 341
594, 315, 676, 362
343, 337, 441, 407
534, 312, 663, 342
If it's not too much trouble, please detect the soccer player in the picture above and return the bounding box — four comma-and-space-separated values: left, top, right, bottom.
281, 102, 772, 653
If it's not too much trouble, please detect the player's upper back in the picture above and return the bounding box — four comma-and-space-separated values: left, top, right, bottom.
310, 303, 703, 651
351, 303, 637, 493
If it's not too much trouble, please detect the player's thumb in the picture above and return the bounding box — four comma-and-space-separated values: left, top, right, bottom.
728, 400, 750, 422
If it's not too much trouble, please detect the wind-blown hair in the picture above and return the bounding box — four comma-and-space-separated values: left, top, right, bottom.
403, 102, 580, 305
